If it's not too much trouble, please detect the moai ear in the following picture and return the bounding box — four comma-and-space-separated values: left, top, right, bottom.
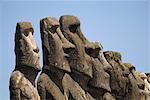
15, 22, 40, 71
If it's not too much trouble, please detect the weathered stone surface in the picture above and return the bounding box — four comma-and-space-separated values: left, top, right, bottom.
10, 71, 40, 100
62, 74, 88, 100
10, 15, 149, 100
38, 17, 89, 100
85, 42, 111, 99
59, 15, 93, 94
59, 15, 93, 78
38, 17, 74, 100
146, 73, 150, 83
40, 17, 75, 72
104, 51, 130, 99
15, 22, 40, 70
103, 92, 116, 100
37, 72, 66, 100
10, 22, 40, 100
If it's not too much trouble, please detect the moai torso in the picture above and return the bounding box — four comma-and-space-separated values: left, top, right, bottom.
9, 22, 40, 100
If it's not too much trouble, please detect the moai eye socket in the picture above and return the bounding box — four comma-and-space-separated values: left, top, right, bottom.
24, 31, 29, 37
69, 24, 78, 33
104, 54, 111, 61
49, 25, 59, 33
33, 47, 39, 53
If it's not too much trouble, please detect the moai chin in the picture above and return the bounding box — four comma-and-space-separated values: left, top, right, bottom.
9, 22, 40, 100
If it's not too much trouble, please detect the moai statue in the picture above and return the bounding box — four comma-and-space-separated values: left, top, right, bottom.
125, 63, 145, 91
59, 15, 93, 91
103, 51, 130, 99
38, 17, 89, 100
9, 22, 40, 100
38, 17, 70, 100
59, 15, 113, 100
123, 63, 139, 100
136, 72, 150, 100
121, 63, 148, 100
84, 42, 112, 99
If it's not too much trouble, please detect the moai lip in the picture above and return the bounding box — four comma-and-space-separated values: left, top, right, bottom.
40, 17, 75, 72
15, 22, 40, 70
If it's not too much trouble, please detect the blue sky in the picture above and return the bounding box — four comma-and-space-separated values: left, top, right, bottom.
0, 0, 149, 99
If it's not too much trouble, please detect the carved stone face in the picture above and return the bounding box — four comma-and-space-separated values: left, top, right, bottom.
59, 15, 92, 77
40, 17, 74, 72
60, 15, 88, 45
15, 22, 40, 71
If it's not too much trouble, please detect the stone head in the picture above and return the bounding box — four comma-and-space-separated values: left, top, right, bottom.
40, 17, 74, 72
15, 22, 40, 71
59, 15, 92, 77
59, 15, 88, 44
